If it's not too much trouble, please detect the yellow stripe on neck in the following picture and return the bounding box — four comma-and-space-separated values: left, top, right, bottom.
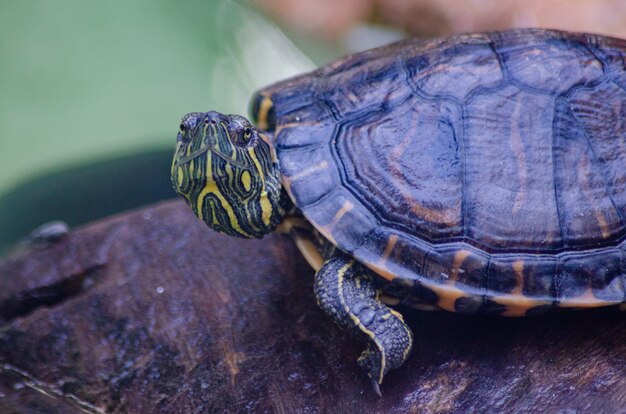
247, 147, 273, 226
256, 96, 273, 131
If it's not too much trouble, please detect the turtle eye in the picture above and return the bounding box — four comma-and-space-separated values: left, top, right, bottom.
178, 123, 188, 142
243, 127, 252, 141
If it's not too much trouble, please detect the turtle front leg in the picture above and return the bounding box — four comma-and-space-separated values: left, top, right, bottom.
314, 252, 413, 395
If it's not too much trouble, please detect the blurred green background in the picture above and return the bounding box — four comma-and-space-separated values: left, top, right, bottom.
4, 0, 621, 255
0, 0, 339, 254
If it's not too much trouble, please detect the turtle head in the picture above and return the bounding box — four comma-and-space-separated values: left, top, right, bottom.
171, 111, 285, 238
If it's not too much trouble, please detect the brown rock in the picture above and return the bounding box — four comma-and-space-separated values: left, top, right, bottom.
1, 200, 625, 413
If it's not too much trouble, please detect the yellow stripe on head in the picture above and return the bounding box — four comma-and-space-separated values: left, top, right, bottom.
241, 170, 252, 192
195, 151, 251, 237
171, 110, 286, 239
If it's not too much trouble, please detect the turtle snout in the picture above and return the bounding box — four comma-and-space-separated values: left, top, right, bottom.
180, 111, 227, 131
205, 111, 225, 125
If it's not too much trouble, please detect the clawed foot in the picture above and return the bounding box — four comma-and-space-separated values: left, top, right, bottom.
314, 253, 414, 394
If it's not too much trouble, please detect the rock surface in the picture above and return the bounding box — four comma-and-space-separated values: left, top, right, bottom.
1, 200, 625, 413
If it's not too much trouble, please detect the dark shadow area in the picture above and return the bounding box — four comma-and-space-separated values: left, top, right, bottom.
0, 148, 175, 255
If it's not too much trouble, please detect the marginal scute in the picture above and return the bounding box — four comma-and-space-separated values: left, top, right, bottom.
316, 38, 418, 78
277, 101, 332, 126
355, 230, 429, 281
487, 256, 556, 299
589, 35, 626, 73
275, 122, 333, 151
494, 30, 605, 93
323, 56, 412, 118
280, 146, 338, 208
422, 246, 489, 290
558, 249, 624, 302
258, 73, 317, 113
404, 35, 504, 101
304, 192, 377, 253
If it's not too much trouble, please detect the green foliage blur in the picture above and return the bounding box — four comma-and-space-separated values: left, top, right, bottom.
0, 0, 325, 253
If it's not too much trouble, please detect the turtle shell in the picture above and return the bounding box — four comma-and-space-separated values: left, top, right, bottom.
254, 29, 626, 316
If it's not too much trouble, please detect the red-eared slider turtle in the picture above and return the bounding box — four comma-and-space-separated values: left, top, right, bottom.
171, 29, 626, 394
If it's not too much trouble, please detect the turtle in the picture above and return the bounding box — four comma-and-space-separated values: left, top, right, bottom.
171, 28, 626, 394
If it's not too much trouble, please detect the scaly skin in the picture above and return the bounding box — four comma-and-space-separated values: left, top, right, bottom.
314, 252, 414, 395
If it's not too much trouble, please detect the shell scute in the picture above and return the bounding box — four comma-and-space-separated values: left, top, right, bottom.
464, 86, 562, 251
553, 96, 626, 248
566, 82, 626, 223
335, 97, 464, 240
258, 29, 626, 309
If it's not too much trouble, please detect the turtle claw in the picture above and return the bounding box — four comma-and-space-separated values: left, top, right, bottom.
371, 378, 382, 397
